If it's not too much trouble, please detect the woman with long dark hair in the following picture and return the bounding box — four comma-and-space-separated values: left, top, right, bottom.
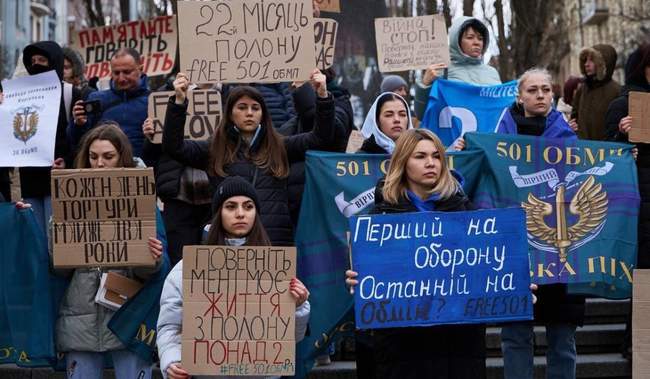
163, 71, 335, 246
157, 176, 310, 379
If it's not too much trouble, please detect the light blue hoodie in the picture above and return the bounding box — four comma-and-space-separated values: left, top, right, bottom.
447, 16, 502, 85
414, 17, 502, 119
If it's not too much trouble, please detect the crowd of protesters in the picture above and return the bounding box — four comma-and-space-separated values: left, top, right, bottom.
1, 10, 650, 379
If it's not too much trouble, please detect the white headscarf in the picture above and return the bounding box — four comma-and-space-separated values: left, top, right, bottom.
360, 92, 413, 154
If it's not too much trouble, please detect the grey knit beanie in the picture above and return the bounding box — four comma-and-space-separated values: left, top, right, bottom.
380, 75, 408, 93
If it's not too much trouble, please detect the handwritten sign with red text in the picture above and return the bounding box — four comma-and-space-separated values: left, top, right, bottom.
181, 245, 297, 375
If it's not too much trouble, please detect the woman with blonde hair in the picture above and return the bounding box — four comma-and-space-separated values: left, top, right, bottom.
346, 128, 485, 379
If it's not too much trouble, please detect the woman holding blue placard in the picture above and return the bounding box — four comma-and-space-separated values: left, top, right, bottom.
346, 128, 485, 379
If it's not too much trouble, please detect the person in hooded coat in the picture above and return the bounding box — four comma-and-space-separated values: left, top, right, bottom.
605, 43, 650, 358
414, 17, 501, 120
62, 46, 95, 100
6, 41, 82, 233
572, 44, 621, 141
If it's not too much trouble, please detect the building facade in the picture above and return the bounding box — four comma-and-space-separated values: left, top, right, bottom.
559, 0, 650, 84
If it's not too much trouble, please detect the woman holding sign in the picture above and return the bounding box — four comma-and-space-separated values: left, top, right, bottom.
157, 176, 310, 379
163, 70, 335, 246
53, 123, 166, 379
346, 128, 486, 379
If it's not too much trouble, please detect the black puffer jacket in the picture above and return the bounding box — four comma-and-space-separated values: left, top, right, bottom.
278, 82, 353, 227
144, 139, 184, 200
369, 179, 486, 379
605, 46, 650, 268
358, 135, 389, 154
163, 95, 335, 245
19, 41, 81, 198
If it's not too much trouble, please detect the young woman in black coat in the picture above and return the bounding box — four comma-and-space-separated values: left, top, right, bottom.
346, 128, 486, 379
162, 70, 335, 246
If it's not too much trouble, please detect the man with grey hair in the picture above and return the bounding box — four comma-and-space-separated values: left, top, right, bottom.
69, 47, 150, 156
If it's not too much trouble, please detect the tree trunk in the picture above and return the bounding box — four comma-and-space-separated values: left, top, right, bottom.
463, 0, 474, 16
424, 0, 438, 16
119, 0, 130, 22
441, 0, 452, 27
509, 0, 569, 77
494, 0, 510, 80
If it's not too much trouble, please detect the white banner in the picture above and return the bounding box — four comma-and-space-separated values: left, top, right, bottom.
0, 71, 61, 166
335, 187, 375, 217
509, 166, 559, 189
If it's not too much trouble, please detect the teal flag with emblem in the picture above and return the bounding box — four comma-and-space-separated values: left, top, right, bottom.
465, 132, 639, 299
294, 150, 484, 377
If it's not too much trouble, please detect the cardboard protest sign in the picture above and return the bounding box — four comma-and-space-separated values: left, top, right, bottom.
177, 0, 316, 84
634, 269, 650, 378
375, 14, 450, 73
148, 90, 222, 144
51, 168, 157, 268
628, 91, 650, 143
0, 71, 61, 167
70, 15, 177, 80
314, 18, 338, 70
349, 208, 533, 329
182, 246, 297, 375
315, 0, 340, 13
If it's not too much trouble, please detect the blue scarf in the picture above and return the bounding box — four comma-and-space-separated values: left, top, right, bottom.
405, 170, 465, 212
407, 190, 442, 212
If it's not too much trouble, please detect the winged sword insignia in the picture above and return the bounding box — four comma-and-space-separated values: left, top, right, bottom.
521, 176, 608, 262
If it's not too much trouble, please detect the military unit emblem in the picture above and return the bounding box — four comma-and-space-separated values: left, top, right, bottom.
521, 176, 608, 262
13, 107, 39, 143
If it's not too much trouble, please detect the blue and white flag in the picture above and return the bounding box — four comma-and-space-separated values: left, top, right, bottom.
421, 79, 518, 146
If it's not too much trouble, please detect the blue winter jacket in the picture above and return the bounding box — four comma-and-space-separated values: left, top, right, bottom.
495, 105, 577, 139
68, 75, 150, 156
